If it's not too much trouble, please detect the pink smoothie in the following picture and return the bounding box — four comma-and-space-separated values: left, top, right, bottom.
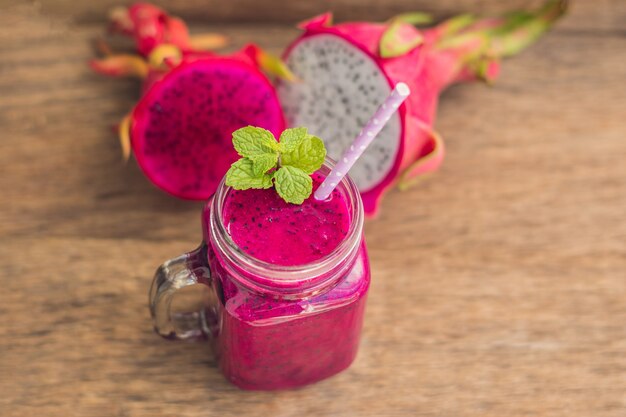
202, 173, 370, 390
222, 173, 350, 265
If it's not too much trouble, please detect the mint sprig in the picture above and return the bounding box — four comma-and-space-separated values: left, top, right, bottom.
225, 126, 326, 204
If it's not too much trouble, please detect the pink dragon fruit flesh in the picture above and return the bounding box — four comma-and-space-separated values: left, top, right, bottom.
277, 1, 566, 216
129, 52, 286, 199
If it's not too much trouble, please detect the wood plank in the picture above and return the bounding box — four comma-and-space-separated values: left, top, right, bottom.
23, 0, 626, 31
1, 2, 625, 416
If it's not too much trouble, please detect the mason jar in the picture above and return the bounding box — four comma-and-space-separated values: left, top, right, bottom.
149, 161, 370, 390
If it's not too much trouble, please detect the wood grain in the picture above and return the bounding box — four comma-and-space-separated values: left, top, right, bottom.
1, 1, 625, 416
28, 0, 626, 31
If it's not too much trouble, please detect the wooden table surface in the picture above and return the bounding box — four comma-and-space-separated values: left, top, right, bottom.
1, 1, 625, 416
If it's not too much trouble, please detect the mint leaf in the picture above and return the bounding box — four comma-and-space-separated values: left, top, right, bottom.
273, 166, 313, 204
279, 127, 308, 153
250, 153, 278, 176
225, 158, 273, 190
280, 135, 326, 174
225, 126, 328, 204
232, 126, 280, 158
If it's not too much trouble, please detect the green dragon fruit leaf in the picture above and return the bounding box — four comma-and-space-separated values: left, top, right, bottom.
380, 19, 424, 58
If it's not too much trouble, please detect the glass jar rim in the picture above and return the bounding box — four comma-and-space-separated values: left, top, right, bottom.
208, 158, 364, 296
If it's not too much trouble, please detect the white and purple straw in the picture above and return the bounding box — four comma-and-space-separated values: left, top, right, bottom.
314, 82, 411, 201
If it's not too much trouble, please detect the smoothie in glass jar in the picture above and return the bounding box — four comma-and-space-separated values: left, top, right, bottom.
151, 161, 370, 390
203, 166, 370, 389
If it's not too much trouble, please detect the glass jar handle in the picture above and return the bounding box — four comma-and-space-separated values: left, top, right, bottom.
149, 244, 212, 340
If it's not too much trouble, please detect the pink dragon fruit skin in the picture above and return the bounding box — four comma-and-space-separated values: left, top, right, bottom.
108, 3, 227, 57
279, 1, 566, 216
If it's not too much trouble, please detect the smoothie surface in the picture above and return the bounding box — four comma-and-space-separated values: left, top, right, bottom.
222, 174, 350, 266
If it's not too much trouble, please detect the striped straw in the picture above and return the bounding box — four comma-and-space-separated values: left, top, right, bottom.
314, 82, 411, 201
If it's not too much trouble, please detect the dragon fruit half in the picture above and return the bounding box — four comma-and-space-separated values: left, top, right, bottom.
277, 1, 566, 216
91, 4, 292, 199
